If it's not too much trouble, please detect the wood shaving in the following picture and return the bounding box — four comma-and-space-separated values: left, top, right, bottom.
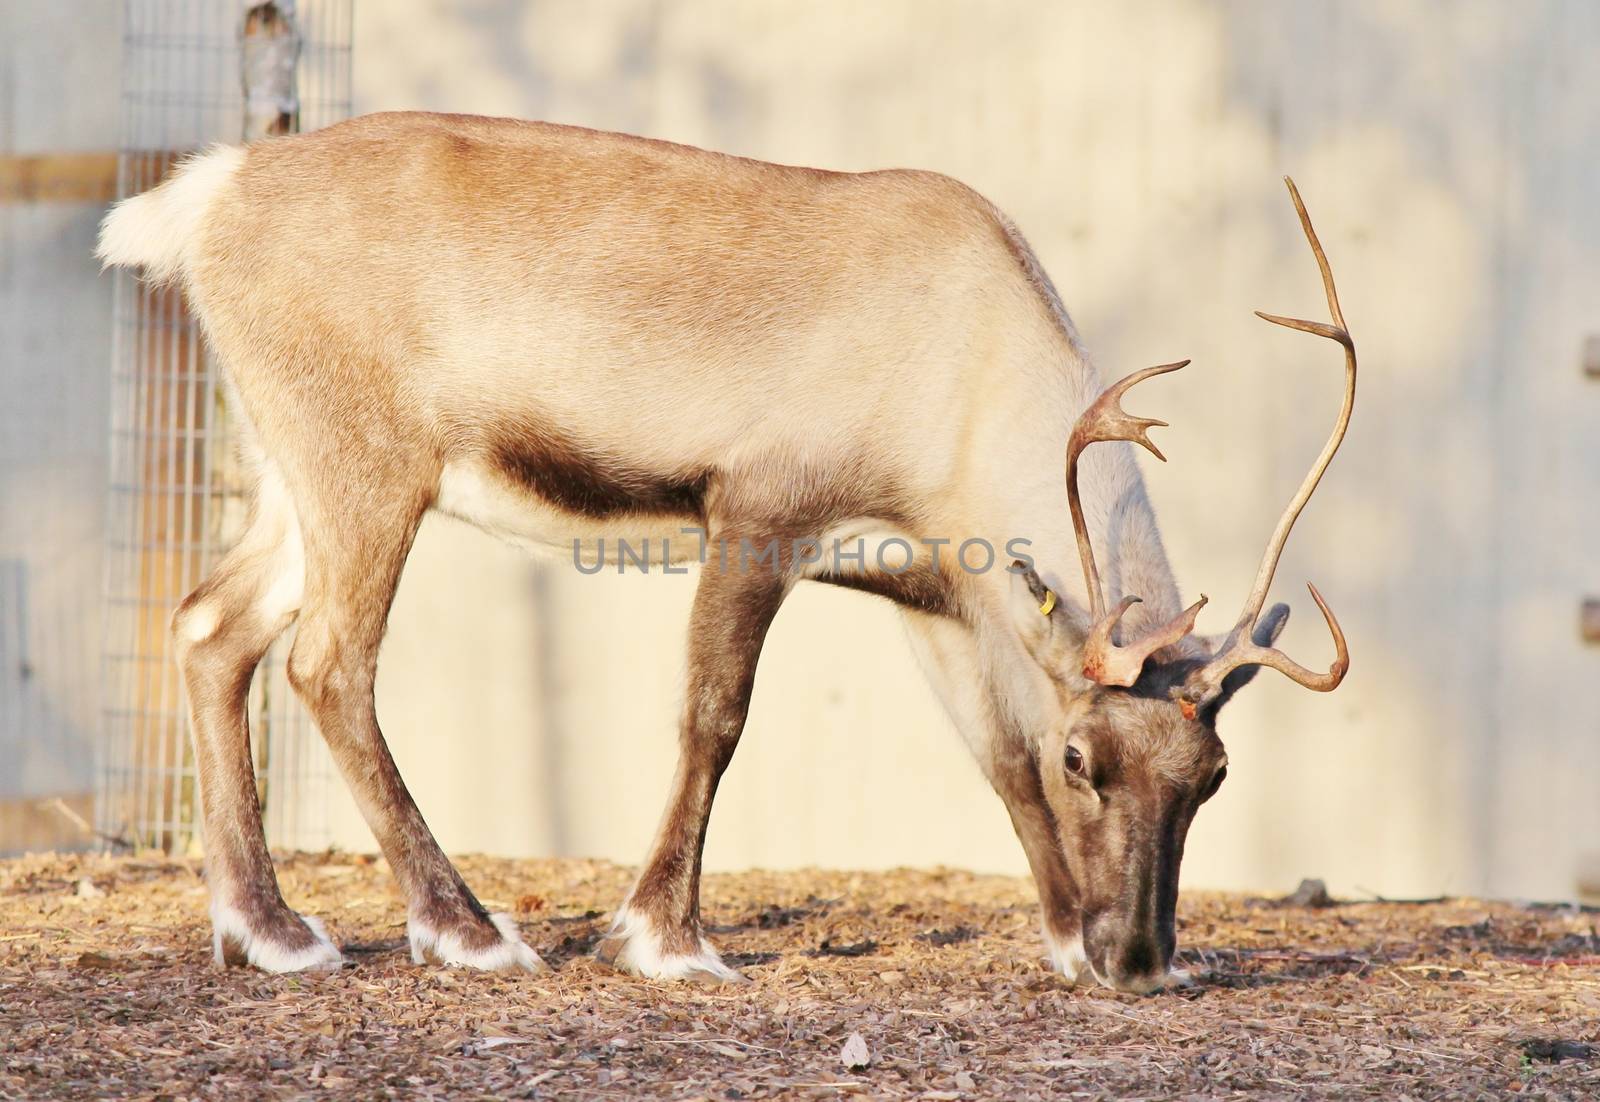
2, 852, 1597, 1098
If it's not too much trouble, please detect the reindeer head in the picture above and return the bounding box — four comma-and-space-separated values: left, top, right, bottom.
1012, 178, 1355, 993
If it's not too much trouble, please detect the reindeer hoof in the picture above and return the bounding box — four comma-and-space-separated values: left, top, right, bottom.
212, 906, 345, 973
408, 911, 546, 972
595, 906, 746, 983
1162, 967, 1197, 989
1041, 929, 1090, 986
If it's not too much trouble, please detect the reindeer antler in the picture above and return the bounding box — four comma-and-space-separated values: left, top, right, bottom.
1177, 177, 1354, 711
1066, 361, 1208, 687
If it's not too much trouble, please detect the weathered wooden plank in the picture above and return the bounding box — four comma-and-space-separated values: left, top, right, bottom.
0, 153, 119, 204
0, 792, 95, 855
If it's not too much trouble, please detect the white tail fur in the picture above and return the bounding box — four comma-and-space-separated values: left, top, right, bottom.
95, 145, 246, 284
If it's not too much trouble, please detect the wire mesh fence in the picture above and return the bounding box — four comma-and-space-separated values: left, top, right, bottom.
98, 0, 353, 855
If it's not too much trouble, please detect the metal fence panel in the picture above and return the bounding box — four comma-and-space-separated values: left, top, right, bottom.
98, 0, 352, 853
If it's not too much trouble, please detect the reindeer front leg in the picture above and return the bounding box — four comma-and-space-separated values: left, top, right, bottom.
597, 530, 790, 982
902, 613, 1088, 983
986, 733, 1089, 982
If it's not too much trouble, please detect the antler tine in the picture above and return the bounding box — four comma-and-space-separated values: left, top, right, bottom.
1082, 592, 1210, 687
1257, 583, 1349, 690
1183, 177, 1356, 708
1065, 360, 1188, 621
1272, 176, 1347, 333
1065, 360, 1207, 687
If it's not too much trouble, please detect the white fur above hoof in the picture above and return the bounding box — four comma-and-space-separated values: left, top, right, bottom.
212, 905, 345, 973
1043, 928, 1090, 986
595, 905, 746, 984
408, 911, 546, 972
1162, 967, 1196, 989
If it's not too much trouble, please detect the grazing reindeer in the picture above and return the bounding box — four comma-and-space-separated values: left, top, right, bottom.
97, 113, 1354, 992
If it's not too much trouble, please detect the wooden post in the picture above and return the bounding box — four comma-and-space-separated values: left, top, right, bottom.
242, 2, 303, 140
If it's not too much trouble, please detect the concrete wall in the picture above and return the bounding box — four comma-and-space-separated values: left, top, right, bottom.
0, 1, 121, 848
348, 0, 1600, 901
2, 2, 1596, 899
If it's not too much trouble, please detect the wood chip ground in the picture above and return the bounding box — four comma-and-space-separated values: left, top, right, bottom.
3, 853, 1597, 1099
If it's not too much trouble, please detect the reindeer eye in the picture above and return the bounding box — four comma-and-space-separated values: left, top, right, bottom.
1202, 765, 1228, 800
1065, 746, 1086, 777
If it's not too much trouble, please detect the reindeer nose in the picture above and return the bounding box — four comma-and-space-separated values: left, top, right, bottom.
1118, 938, 1158, 980
1103, 960, 1167, 995
1086, 928, 1169, 993
1084, 914, 1172, 993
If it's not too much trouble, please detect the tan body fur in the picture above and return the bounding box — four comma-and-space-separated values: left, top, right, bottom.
98, 112, 1251, 989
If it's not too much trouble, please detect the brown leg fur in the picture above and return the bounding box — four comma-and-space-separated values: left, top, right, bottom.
988, 735, 1087, 978
596, 525, 789, 982
901, 613, 1087, 981
284, 479, 542, 971
173, 467, 342, 971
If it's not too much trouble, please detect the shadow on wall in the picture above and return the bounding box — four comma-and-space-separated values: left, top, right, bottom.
339, 0, 1598, 899
1191, 0, 1600, 902
0, 2, 124, 852
0, 557, 98, 851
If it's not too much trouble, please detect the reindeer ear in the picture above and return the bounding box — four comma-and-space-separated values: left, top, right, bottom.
1008, 563, 1091, 671
1205, 602, 1292, 715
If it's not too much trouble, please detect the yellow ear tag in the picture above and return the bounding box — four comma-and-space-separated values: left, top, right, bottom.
1038, 591, 1057, 616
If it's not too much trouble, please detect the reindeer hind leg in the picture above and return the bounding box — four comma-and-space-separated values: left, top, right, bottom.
174, 457, 343, 971
282, 469, 543, 973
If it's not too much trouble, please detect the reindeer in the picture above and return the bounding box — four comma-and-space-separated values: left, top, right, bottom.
96, 113, 1354, 992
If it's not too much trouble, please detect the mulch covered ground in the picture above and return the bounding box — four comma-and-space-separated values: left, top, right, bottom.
2, 852, 1597, 1100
